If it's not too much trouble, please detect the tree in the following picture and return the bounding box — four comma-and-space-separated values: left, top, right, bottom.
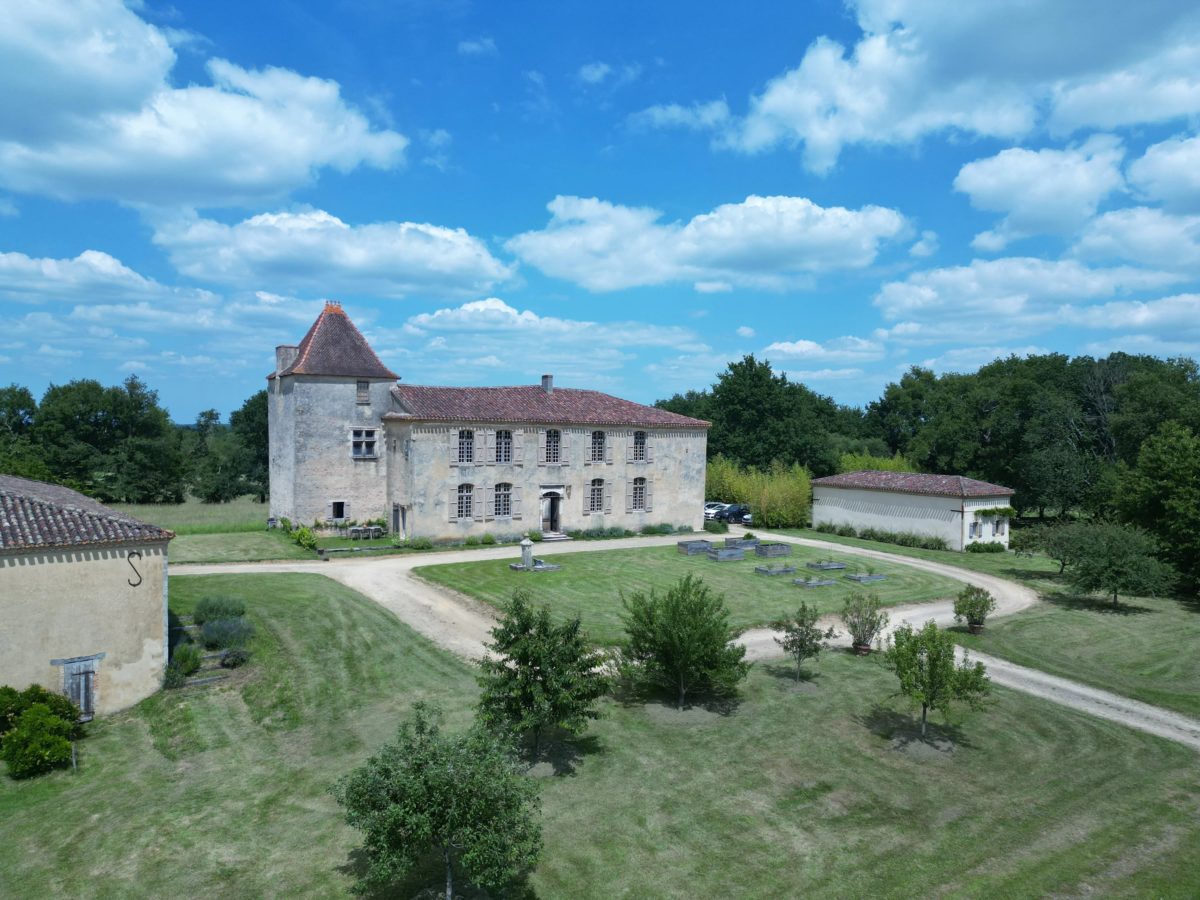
952, 585, 997, 631
477, 590, 608, 758
885, 621, 990, 738
0, 385, 50, 480
230, 389, 269, 501
1031, 521, 1090, 573
1117, 421, 1200, 589
620, 573, 749, 707
840, 591, 889, 651
1063, 521, 1177, 607
772, 602, 837, 682
331, 703, 541, 900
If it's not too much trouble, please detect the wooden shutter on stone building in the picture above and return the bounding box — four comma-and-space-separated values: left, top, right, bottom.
605, 436, 613, 465
448, 488, 457, 522
537, 429, 546, 466
485, 488, 495, 520
473, 485, 485, 521
512, 485, 523, 519
603, 481, 613, 514
645, 476, 653, 513
626, 434, 635, 463
560, 431, 570, 465
512, 429, 524, 465
625, 479, 634, 512
645, 434, 654, 463
483, 429, 495, 465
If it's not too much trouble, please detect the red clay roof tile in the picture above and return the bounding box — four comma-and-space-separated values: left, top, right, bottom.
812, 470, 1013, 498
275, 301, 398, 380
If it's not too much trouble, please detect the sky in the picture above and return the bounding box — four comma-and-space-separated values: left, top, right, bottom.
2, 1, 1200, 422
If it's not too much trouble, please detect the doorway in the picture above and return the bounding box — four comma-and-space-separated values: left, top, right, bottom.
541, 492, 562, 532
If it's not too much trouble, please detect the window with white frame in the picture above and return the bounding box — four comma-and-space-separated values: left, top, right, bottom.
458, 429, 474, 464
495, 482, 512, 517
969, 521, 979, 538
457, 483, 474, 520
632, 476, 646, 511
351, 428, 377, 458
545, 429, 561, 464
589, 478, 604, 513
356, 380, 370, 404
633, 430, 647, 462
590, 430, 605, 463
496, 429, 513, 464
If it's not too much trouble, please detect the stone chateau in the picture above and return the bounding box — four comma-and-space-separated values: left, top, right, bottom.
268, 303, 710, 539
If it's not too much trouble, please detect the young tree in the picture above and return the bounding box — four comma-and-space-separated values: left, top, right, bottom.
230, 389, 269, 501
621, 573, 749, 707
772, 602, 837, 682
1063, 521, 1177, 607
952, 585, 998, 632
840, 591, 889, 651
477, 590, 608, 758
331, 703, 541, 900
885, 621, 990, 738
1033, 521, 1090, 573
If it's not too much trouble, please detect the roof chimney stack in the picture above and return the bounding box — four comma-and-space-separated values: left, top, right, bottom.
541, 374, 554, 394
275, 344, 300, 375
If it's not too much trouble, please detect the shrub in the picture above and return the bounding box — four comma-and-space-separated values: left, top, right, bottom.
814, 522, 838, 534
966, 541, 1007, 553
705, 457, 812, 528
0, 685, 81, 742
481, 533, 497, 545
703, 520, 729, 534
163, 664, 188, 689
841, 591, 889, 650
171, 642, 203, 676
405, 536, 434, 551
293, 526, 317, 551
1, 704, 74, 778
953, 585, 997, 628
640, 523, 674, 535
835, 524, 857, 537
465, 535, 481, 547
220, 649, 251, 669
527, 530, 543, 542
192, 595, 247, 626
0, 687, 20, 741
200, 617, 255, 650
675, 524, 694, 533
742, 532, 756, 540
824, 523, 949, 551
279, 517, 292, 534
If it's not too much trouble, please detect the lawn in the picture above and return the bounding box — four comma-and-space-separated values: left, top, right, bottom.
1, 573, 1197, 897
111, 494, 270, 534
169, 531, 313, 564
774, 528, 1200, 719
417, 544, 969, 646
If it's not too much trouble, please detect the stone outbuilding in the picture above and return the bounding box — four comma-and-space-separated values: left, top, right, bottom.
811, 470, 1015, 551
0, 475, 173, 717
268, 303, 710, 540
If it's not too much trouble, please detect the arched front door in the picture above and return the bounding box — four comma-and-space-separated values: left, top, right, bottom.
540, 491, 562, 532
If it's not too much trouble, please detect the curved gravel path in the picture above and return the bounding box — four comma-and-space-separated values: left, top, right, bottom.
173, 530, 1200, 751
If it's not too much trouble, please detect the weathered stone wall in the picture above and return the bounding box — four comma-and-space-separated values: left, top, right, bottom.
386, 422, 707, 540
0, 541, 169, 714
267, 375, 295, 521
811, 486, 1012, 551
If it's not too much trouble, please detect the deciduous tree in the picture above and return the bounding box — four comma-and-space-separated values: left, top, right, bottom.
772, 602, 837, 682
885, 621, 990, 737
1063, 521, 1177, 607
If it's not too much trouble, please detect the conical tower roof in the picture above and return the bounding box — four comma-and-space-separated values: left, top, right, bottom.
278, 301, 398, 379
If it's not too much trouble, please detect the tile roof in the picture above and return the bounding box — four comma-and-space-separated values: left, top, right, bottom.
812, 470, 1014, 498
385, 384, 710, 428
0, 475, 174, 552
272, 301, 398, 380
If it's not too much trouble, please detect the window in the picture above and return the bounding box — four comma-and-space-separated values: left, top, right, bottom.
458, 429, 474, 464
52, 654, 103, 722
969, 521, 979, 538
331, 501, 346, 520
356, 380, 369, 404
545, 429, 561, 464
352, 428, 377, 458
632, 477, 646, 511
589, 478, 604, 513
591, 430, 605, 463
633, 430, 647, 462
457, 484, 474, 520
495, 482, 512, 517
496, 429, 513, 464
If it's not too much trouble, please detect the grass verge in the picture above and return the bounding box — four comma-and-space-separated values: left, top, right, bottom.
111, 494, 271, 534
170, 531, 312, 564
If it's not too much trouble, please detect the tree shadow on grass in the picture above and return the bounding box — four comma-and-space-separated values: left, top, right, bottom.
762, 662, 824, 688
1043, 591, 1154, 616
610, 677, 744, 717
338, 849, 540, 899
855, 703, 977, 752
528, 732, 604, 777
999, 565, 1067, 584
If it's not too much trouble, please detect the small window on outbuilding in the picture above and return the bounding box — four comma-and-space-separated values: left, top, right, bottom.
331, 500, 346, 520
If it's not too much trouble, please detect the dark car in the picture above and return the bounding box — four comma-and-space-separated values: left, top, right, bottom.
715, 503, 751, 524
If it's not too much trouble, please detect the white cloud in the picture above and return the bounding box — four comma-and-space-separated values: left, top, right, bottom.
152, 208, 513, 299
579, 62, 612, 84
1072, 207, 1200, 271
954, 136, 1125, 250
457, 36, 497, 56
507, 194, 908, 292
629, 100, 731, 132
0, 248, 215, 305
920, 345, 1051, 374
783, 367, 865, 381
119, 360, 149, 371
909, 230, 938, 257
763, 335, 884, 363
1128, 133, 1200, 212
1060, 293, 1200, 332
736, 325, 756, 338
694, 281, 732, 294
0, 1, 407, 206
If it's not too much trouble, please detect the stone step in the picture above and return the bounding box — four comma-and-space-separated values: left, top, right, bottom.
540, 531, 573, 542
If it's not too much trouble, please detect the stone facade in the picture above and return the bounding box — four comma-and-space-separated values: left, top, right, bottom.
269, 305, 710, 538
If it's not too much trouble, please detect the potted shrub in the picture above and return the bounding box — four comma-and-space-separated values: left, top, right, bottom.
841, 591, 889, 655
953, 585, 997, 634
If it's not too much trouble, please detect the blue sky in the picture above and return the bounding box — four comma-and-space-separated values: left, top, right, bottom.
2, 1, 1200, 422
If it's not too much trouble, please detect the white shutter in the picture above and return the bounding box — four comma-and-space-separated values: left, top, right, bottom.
448, 489, 457, 522
512, 485, 523, 520
625, 479, 633, 513
646, 436, 654, 463
326, 501, 333, 521
473, 485, 484, 521
582, 487, 590, 517
513, 429, 524, 465
560, 431, 570, 465
344, 501, 351, 521
645, 477, 653, 513
626, 436, 634, 463
485, 489, 495, 520
450, 431, 458, 467
538, 429, 546, 466
603, 481, 613, 514
484, 429, 495, 466
605, 436, 613, 465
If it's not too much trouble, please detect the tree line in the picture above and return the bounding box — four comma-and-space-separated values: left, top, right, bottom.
0, 376, 268, 504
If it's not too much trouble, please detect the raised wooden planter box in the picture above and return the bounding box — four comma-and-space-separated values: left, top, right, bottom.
707, 547, 745, 562
754, 564, 796, 577
677, 539, 713, 556
806, 560, 847, 570
754, 542, 792, 558
725, 538, 759, 550
844, 573, 888, 584
794, 577, 838, 588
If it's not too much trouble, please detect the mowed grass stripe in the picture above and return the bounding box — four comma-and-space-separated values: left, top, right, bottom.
414, 544, 962, 645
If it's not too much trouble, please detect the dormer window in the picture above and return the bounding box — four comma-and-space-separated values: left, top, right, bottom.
356, 380, 370, 404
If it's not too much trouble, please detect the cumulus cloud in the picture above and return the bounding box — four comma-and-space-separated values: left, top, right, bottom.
152, 208, 513, 299
0, 1, 407, 206
457, 36, 497, 56
920, 345, 1051, 374
0, 248, 215, 305
629, 100, 731, 131
578, 62, 612, 84
1072, 207, 1200, 271
955, 136, 1126, 250
736, 325, 756, 338
1128, 133, 1200, 211
762, 335, 884, 363
506, 194, 908, 292
909, 230, 938, 258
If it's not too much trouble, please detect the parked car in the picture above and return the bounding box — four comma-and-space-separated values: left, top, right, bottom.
715, 503, 751, 524
703, 501, 729, 520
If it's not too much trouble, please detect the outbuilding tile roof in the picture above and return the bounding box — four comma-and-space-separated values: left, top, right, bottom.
386, 384, 710, 428
812, 470, 1014, 498
0, 475, 174, 552
273, 301, 398, 380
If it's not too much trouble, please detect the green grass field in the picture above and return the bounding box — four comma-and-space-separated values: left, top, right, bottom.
169, 531, 313, 564
417, 544, 967, 646
111, 494, 272, 534
1, 573, 1197, 897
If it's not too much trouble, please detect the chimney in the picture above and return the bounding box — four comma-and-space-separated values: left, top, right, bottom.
276, 345, 300, 375
540, 374, 553, 394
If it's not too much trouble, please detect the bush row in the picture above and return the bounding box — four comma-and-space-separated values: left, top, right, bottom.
706, 457, 811, 528
0, 685, 83, 779
966, 541, 1007, 553
813, 521, 950, 551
